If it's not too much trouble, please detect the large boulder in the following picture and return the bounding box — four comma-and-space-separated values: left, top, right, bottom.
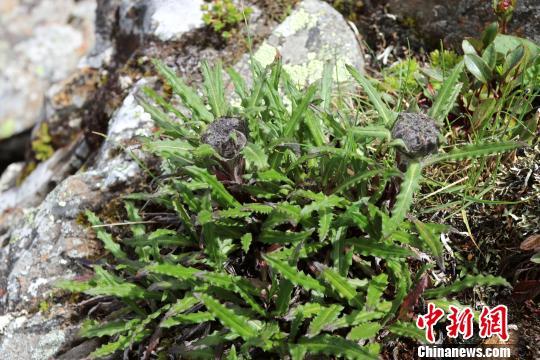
234, 0, 364, 87
0, 80, 155, 358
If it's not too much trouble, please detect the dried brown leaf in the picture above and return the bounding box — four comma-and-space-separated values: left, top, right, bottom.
520, 234, 540, 251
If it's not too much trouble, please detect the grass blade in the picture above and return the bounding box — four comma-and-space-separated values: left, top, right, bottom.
347, 65, 396, 126
428, 62, 464, 124
423, 142, 523, 166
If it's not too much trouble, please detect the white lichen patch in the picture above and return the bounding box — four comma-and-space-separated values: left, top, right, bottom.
275, 8, 317, 38
0, 314, 14, 335
28, 278, 49, 298
108, 93, 153, 141
253, 43, 278, 68
32, 329, 67, 360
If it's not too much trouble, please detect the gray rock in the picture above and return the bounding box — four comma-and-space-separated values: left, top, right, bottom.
388, 0, 540, 48
119, 0, 205, 41
0, 81, 155, 358
0, 0, 96, 140
234, 0, 364, 87
0, 306, 77, 360
391, 112, 440, 160
509, 0, 540, 45
0, 162, 23, 193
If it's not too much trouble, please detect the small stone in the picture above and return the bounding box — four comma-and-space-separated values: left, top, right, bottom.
201, 117, 248, 159
391, 112, 440, 159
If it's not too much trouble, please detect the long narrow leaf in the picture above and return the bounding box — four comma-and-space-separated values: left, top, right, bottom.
429, 62, 464, 124
424, 142, 523, 166
347, 65, 396, 126
263, 254, 325, 292
199, 294, 258, 340
153, 59, 214, 122
387, 161, 422, 232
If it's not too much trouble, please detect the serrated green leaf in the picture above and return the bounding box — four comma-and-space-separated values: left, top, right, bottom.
86, 211, 127, 259
275, 279, 294, 316
138, 93, 187, 138
413, 220, 444, 269
318, 208, 333, 241
145, 263, 199, 280
387, 161, 422, 233
347, 322, 381, 340
349, 238, 413, 258
366, 273, 388, 309
241, 233, 252, 253
185, 166, 240, 208
307, 304, 343, 337
424, 274, 511, 298
259, 229, 314, 244
321, 266, 362, 306
199, 294, 258, 340
80, 319, 140, 338
90, 335, 132, 358
294, 334, 378, 360
84, 283, 150, 299
328, 310, 385, 331
201, 60, 227, 118
242, 142, 269, 170
263, 254, 325, 292
161, 312, 215, 328
424, 142, 523, 166
388, 321, 425, 342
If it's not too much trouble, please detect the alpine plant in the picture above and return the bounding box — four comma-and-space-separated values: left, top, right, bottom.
59, 59, 517, 359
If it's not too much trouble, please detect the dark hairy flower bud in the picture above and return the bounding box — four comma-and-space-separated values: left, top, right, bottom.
201, 117, 247, 159
391, 112, 440, 160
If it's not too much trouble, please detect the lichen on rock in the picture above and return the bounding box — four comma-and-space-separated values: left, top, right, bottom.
243, 0, 364, 87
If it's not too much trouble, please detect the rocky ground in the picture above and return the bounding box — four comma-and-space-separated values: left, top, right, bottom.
0, 0, 538, 358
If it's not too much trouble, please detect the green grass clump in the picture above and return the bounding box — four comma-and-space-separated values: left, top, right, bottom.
202, 0, 252, 40
58, 56, 518, 359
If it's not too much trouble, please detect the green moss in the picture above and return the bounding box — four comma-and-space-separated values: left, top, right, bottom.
402, 16, 417, 28
0, 118, 16, 140
31, 123, 54, 161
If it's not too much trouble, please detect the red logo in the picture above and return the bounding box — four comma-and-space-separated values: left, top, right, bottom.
446, 305, 474, 340
416, 303, 445, 343
479, 305, 509, 341
416, 304, 509, 343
